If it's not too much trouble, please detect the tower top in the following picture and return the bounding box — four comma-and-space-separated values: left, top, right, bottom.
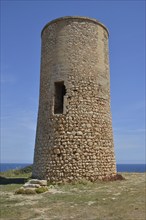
41, 16, 109, 37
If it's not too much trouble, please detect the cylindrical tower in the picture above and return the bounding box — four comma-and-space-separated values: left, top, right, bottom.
33, 16, 117, 182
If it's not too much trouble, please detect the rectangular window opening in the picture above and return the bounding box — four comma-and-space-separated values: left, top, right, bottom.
54, 81, 66, 114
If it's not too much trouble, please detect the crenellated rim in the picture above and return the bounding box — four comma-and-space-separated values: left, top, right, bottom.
41, 16, 109, 37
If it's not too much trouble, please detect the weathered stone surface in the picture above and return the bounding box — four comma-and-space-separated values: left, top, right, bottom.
15, 179, 48, 194
28, 179, 47, 186
23, 183, 41, 188
32, 16, 117, 183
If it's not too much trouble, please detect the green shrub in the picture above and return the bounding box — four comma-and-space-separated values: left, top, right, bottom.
24, 189, 36, 195
15, 187, 36, 195
35, 186, 48, 194
15, 188, 25, 194
0, 165, 33, 178
18, 165, 33, 174
10, 165, 33, 176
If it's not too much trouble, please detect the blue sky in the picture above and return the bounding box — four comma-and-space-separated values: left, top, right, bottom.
1, 0, 145, 164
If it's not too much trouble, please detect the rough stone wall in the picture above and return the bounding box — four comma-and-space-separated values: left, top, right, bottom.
33, 16, 117, 182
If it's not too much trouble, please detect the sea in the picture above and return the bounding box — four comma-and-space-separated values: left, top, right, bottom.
0, 163, 146, 173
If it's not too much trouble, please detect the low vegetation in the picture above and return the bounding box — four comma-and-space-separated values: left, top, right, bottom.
0, 164, 33, 178
15, 187, 36, 195
0, 167, 145, 220
15, 186, 48, 195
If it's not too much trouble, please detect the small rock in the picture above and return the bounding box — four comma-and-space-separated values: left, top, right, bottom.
76, 131, 83, 136
29, 179, 47, 186
88, 201, 96, 206
23, 183, 41, 188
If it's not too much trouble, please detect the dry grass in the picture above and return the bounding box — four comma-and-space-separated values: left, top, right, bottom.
0, 172, 145, 220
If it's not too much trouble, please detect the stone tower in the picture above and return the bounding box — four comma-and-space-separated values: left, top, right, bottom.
33, 16, 117, 182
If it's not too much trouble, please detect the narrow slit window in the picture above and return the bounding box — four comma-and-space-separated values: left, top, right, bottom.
54, 82, 66, 114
